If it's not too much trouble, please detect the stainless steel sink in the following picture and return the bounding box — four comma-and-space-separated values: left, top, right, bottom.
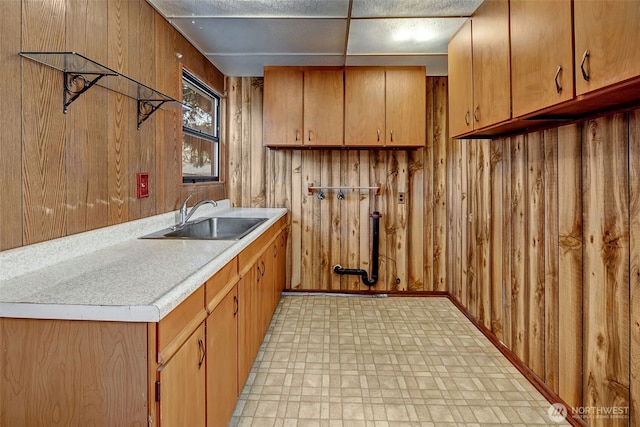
141, 217, 268, 240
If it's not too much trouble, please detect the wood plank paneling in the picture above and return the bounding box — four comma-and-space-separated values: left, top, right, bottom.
511, 134, 527, 361
630, 110, 640, 427
489, 139, 504, 340
543, 128, 559, 392
476, 139, 491, 328
21, 0, 67, 245
583, 115, 630, 427
501, 137, 513, 349
527, 131, 545, 378
0, 0, 23, 250
433, 77, 448, 291
557, 124, 583, 410
466, 141, 477, 313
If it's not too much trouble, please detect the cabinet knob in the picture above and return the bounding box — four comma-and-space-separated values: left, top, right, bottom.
554, 66, 563, 93
580, 49, 590, 82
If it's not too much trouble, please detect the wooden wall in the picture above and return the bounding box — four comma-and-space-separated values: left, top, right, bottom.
0, 0, 225, 250
447, 112, 640, 426
227, 76, 449, 292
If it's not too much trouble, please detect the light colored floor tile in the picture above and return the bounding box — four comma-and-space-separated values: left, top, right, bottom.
229, 296, 571, 427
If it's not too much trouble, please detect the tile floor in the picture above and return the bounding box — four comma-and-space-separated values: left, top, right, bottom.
230, 295, 569, 426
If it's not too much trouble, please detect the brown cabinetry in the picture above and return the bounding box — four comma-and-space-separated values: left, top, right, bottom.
159, 323, 206, 427
448, 0, 511, 137
574, 0, 640, 96
345, 67, 425, 147
0, 216, 289, 427
263, 67, 343, 147
510, 0, 573, 116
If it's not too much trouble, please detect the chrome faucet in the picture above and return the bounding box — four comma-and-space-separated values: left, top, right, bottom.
177, 195, 218, 227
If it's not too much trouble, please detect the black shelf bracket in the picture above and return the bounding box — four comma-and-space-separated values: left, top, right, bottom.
137, 99, 168, 129
63, 71, 113, 113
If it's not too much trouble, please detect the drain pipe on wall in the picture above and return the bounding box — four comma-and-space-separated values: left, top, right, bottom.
333, 211, 381, 287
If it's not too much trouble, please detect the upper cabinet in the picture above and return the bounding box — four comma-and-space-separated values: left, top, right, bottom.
471, 0, 511, 130
448, 0, 511, 138
448, 20, 473, 137
303, 69, 344, 147
449, 0, 640, 138
264, 66, 426, 148
263, 68, 303, 147
510, 0, 573, 117
574, 0, 640, 95
385, 68, 426, 147
263, 67, 342, 147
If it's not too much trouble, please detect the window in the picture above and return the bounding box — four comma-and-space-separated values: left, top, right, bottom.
181, 69, 220, 183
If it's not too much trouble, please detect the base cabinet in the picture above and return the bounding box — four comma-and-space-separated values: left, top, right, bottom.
159, 323, 206, 427
206, 286, 238, 426
0, 216, 288, 427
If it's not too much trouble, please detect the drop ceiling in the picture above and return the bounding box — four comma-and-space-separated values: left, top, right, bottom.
146, 0, 483, 77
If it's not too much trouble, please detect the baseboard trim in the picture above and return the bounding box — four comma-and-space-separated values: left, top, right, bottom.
447, 295, 588, 427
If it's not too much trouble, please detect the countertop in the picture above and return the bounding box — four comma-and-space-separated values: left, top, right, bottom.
0, 201, 287, 322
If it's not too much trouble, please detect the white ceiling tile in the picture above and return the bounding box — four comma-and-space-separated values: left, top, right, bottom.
351, 0, 483, 18
208, 54, 345, 77
347, 18, 466, 55
150, 0, 350, 18
346, 55, 449, 76
172, 18, 347, 54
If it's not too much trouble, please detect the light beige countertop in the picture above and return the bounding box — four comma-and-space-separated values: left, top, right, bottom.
0, 200, 287, 322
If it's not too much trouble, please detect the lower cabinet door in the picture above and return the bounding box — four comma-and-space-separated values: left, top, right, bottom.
159, 323, 206, 427
206, 286, 238, 426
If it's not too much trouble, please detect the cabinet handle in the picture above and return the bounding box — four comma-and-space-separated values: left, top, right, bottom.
554, 66, 562, 93
197, 339, 205, 369
274, 243, 278, 258
295, 130, 300, 141
390, 130, 394, 142
308, 130, 313, 141
257, 264, 262, 281
377, 129, 380, 142
464, 110, 470, 126
233, 295, 238, 317
473, 106, 480, 123
580, 49, 590, 81
261, 260, 266, 277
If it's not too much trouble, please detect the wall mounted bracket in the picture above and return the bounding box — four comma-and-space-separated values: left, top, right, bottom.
20, 51, 187, 129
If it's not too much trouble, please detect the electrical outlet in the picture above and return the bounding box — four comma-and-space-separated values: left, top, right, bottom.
398, 192, 406, 204
136, 173, 149, 198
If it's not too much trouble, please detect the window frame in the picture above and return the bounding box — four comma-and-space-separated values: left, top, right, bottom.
181, 68, 221, 184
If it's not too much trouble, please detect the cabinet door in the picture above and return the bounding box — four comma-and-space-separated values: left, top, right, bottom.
510, 0, 573, 116
344, 68, 386, 146
448, 19, 473, 137
263, 68, 303, 146
206, 287, 238, 426
471, 0, 511, 129
574, 0, 640, 95
159, 323, 206, 427
303, 69, 344, 146
237, 269, 258, 390
385, 68, 426, 147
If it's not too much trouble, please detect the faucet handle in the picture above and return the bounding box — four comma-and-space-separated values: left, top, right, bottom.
179, 194, 193, 223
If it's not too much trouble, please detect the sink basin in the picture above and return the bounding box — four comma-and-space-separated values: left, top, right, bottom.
141, 217, 268, 240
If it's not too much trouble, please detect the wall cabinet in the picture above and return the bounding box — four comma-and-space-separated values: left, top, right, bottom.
510, 0, 573, 117
265, 66, 426, 148
574, 0, 640, 96
263, 67, 343, 147
448, 0, 511, 137
344, 67, 426, 147
449, 0, 640, 138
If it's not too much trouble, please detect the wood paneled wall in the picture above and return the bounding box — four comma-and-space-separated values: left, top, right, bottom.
0, 0, 225, 250
447, 112, 640, 426
227, 76, 449, 292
